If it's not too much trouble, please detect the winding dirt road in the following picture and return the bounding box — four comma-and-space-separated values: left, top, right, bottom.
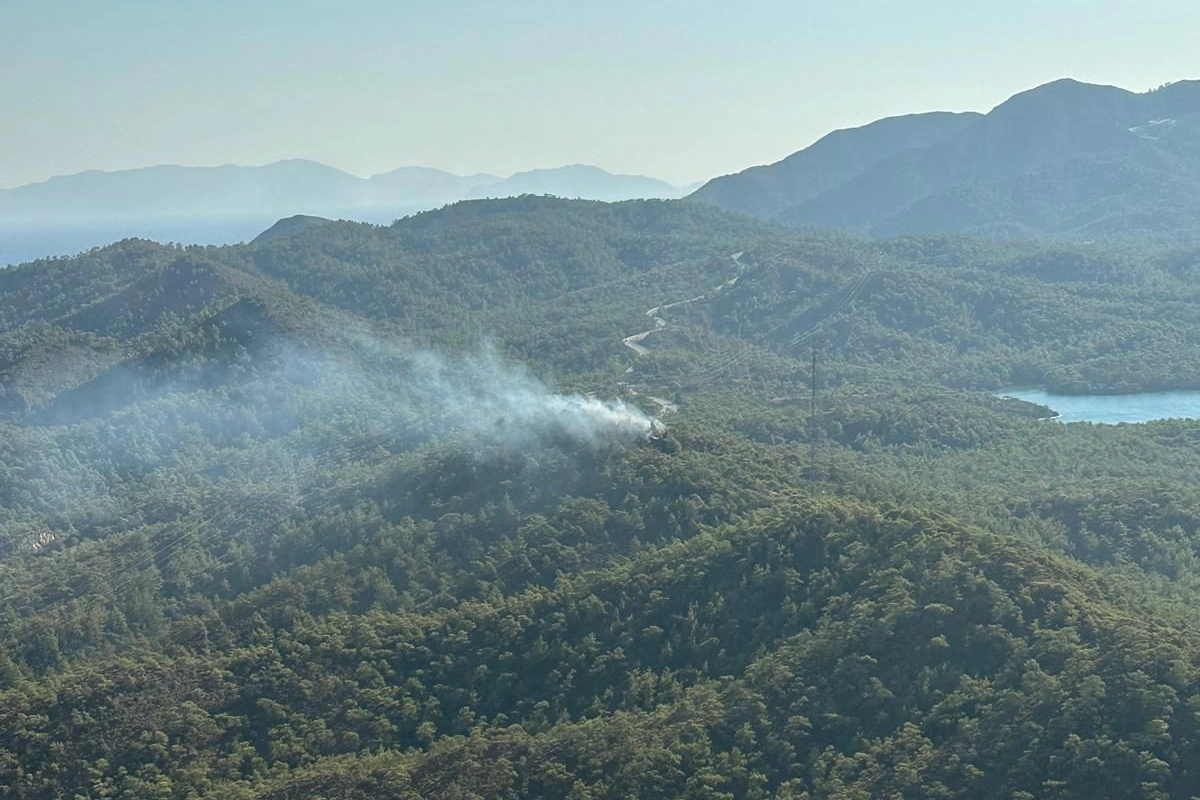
622, 251, 746, 358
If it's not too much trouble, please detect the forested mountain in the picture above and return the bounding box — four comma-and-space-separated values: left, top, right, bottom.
8, 197, 1200, 797
691, 111, 980, 219
692, 78, 1200, 240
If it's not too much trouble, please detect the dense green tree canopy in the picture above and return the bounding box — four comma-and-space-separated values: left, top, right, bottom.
4, 197, 1200, 797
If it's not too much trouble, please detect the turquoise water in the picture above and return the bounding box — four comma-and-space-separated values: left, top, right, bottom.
999, 389, 1200, 424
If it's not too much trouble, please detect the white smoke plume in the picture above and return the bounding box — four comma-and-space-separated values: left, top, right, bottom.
0, 332, 660, 603
400, 348, 658, 448
8, 332, 660, 537
269, 331, 660, 457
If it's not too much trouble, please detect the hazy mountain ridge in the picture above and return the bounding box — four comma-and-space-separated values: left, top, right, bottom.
692, 78, 1200, 240
691, 111, 981, 218
0, 160, 689, 219
0, 162, 694, 265
468, 164, 683, 202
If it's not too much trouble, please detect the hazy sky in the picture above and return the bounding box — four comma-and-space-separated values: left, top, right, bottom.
1, 0, 1196, 189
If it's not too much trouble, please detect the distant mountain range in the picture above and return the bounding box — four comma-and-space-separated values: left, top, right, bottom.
0, 161, 692, 264
691, 78, 1200, 240
0, 161, 690, 220
10, 76, 1200, 265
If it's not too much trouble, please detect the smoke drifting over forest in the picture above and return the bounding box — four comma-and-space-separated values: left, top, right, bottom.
226, 335, 660, 478
401, 349, 656, 448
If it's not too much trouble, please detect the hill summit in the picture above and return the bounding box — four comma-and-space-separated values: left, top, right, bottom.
691, 78, 1200, 240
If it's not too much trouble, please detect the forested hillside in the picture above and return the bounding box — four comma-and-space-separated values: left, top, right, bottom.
5, 197, 1200, 797
692, 78, 1200, 242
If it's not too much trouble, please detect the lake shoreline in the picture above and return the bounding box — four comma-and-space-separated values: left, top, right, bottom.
997, 388, 1200, 424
